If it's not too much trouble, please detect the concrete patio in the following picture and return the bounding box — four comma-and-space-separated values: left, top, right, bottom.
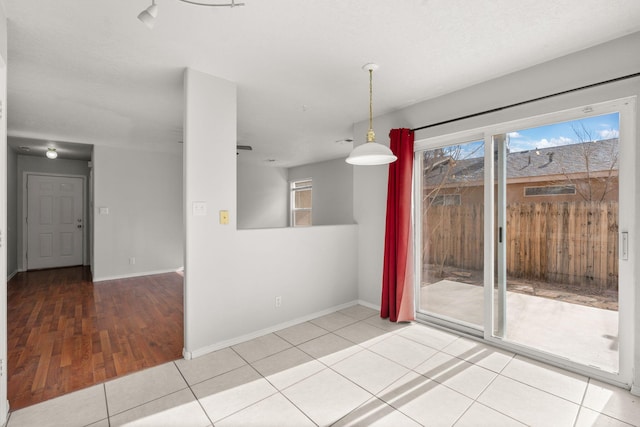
421, 280, 619, 372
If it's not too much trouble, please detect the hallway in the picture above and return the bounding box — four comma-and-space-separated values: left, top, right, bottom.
7, 267, 184, 410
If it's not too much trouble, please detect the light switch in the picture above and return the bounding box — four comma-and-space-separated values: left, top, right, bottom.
219, 210, 229, 225
99, 207, 109, 215
193, 201, 207, 216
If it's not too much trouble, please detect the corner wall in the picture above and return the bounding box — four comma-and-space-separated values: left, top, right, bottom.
183, 68, 358, 355
289, 157, 355, 226
237, 161, 288, 229
6, 146, 16, 277
92, 145, 183, 281
0, 0, 9, 421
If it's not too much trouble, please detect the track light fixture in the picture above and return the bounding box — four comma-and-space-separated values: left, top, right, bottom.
138, 0, 158, 29
177, 0, 245, 6
138, 0, 245, 29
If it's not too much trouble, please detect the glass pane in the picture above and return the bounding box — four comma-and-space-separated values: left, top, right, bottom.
294, 189, 312, 209
419, 140, 485, 328
294, 210, 311, 226
496, 112, 620, 372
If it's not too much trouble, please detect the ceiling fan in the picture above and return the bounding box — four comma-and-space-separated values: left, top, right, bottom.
236, 145, 252, 155
178, 140, 252, 155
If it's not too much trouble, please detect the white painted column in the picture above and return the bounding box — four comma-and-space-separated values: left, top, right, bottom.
0, 1, 9, 420
183, 68, 237, 355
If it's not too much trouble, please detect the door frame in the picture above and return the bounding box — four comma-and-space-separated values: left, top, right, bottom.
414, 96, 636, 389
22, 172, 88, 270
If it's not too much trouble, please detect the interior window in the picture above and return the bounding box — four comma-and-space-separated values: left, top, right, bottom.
291, 179, 312, 226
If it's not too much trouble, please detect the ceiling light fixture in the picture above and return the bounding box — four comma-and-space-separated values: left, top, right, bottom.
138, 0, 245, 29
346, 63, 397, 166
138, 0, 158, 29
178, 0, 245, 7
46, 148, 58, 159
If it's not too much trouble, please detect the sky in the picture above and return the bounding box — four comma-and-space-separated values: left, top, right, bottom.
448, 112, 619, 160
507, 112, 619, 153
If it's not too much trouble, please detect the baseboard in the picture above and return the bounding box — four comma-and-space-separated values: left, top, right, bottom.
93, 268, 183, 283
183, 300, 360, 360
357, 299, 380, 312
1, 399, 8, 427
631, 384, 640, 397
6, 270, 18, 281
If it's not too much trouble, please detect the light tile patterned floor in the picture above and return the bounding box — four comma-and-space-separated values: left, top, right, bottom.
8, 305, 640, 427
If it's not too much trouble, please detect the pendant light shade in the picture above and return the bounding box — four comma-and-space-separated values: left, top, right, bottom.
345, 139, 397, 165
346, 63, 397, 166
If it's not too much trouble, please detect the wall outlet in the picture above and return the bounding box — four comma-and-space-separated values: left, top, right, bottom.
275, 296, 282, 308
129, 257, 136, 265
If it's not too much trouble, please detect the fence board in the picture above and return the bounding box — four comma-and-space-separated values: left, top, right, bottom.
423, 201, 618, 291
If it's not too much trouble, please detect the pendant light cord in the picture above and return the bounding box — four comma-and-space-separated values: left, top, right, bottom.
365, 68, 377, 142
369, 68, 373, 131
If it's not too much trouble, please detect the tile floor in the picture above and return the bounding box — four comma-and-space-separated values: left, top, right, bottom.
7, 305, 640, 427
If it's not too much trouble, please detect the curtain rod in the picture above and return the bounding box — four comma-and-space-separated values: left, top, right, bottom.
411, 71, 640, 132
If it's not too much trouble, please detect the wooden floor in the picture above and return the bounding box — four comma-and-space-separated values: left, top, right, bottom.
7, 267, 184, 410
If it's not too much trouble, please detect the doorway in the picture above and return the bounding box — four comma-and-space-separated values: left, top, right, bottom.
416, 97, 635, 385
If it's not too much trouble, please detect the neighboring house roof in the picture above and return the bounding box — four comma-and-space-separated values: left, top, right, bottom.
423, 138, 619, 188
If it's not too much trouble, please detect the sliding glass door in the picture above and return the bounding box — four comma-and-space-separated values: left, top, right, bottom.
493, 111, 623, 372
416, 97, 635, 382
418, 139, 486, 330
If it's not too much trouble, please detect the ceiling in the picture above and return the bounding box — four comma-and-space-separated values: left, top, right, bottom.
5, 0, 640, 167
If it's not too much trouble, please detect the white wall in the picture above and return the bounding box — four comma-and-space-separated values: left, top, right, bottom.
353, 32, 640, 389
237, 161, 288, 229
0, 0, 9, 421
7, 146, 16, 277
289, 158, 354, 226
15, 154, 92, 271
183, 68, 358, 356
93, 145, 183, 281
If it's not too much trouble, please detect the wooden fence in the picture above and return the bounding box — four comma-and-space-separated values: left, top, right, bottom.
423, 201, 619, 291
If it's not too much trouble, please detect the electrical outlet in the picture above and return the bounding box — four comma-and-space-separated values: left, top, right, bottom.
129, 257, 136, 265
275, 296, 282, 308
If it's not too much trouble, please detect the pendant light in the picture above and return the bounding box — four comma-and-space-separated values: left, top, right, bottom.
346, 63, 397, 166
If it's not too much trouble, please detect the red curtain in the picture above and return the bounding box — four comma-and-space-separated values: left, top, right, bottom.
381, 128, 415, 322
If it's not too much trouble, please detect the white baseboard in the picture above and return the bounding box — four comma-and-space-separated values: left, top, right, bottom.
93, 268, 183, 283
631, 384, 640, 397
0, 399, 8, 427
6, 270, 18, 281
183, 300, 361, 360
357, 299, 380, 312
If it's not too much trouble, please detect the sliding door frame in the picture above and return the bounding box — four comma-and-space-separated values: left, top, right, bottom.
415, 96, 636, 388
414, 130, 486, 338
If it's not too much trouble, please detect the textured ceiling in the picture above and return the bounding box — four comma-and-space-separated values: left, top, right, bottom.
5, 0, 640, 166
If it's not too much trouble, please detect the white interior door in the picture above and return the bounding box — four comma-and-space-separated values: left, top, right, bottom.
27, 175, 84, 270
